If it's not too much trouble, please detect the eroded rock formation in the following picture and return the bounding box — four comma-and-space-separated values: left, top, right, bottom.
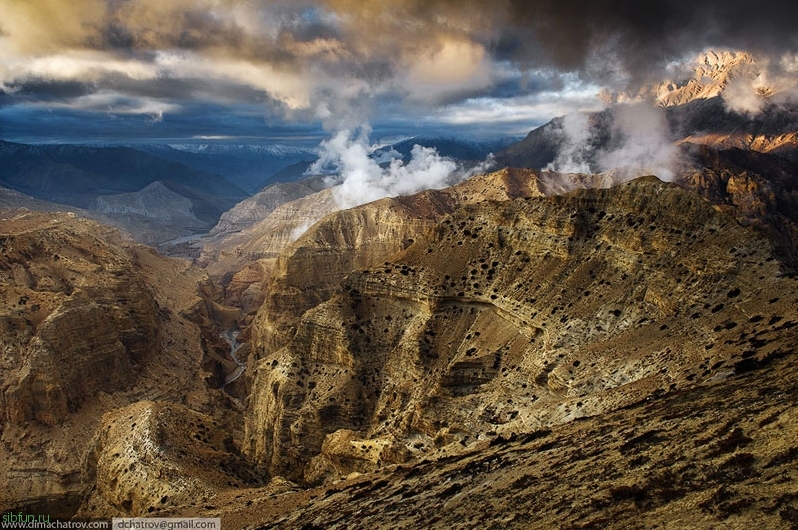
243, 176, 798, 485
79, 401, 262, 516
232, 345, 798, 529
0, 212, 157, 427
248, 168, 624, 358
4, 154, 798, 525
0, 211, 250, 515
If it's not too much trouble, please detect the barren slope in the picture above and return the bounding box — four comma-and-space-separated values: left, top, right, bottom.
218, 348, 798, 529
0, 210, 250, 516
243, 176, 798, 488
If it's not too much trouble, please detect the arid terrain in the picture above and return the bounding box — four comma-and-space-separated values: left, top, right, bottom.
3, 152, 798, 527
2, 43, 798, 528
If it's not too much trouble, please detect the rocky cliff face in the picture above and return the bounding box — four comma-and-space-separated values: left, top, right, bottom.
198, 167, 628, 333
191, 188, 339, 330
227, 343, 798, 529
678, 145, 798, 266
198, 189, 337, 279
680, 131, 798, 161
5, 155, 798, 525
247, 169, 624, 361
0, 212, 158, 427
0, 210, 249, 516
243, 175, 798, 485
208, 178, 329, 238
78, 401, 262, 517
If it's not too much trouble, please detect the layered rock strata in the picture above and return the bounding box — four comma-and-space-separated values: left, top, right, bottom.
249, 168, 624, 358
235, 345, 798, 529
244, 176, 798, 485
0, 211, 247, 515
78, 401, 263, 517
0, 212, 157, 427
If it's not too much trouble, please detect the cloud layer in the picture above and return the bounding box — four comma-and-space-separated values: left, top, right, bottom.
309, 127, 459, 209
1, 0, 797, 140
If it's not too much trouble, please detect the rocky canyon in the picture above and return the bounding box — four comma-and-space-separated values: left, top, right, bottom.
1, 47, 798, 529
3, 146, 798, 527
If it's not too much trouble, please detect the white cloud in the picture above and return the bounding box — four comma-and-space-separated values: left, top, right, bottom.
544, 112, 594, 173
597, 103, 678, 181
32, 91, 180, 118
544, 102, 679, 181
722, 74, 767, 116
309, 127, 457, 209
432, 80, 604, 128
1, 50, 158, 85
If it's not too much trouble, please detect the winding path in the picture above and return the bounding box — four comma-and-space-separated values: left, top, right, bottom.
221, 329, 246, 386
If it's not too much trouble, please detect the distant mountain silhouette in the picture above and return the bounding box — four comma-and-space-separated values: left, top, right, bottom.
375, 136, 517, 164
0, 140, 246, 206
136, 143, 318, 193
0, 140, 251, 243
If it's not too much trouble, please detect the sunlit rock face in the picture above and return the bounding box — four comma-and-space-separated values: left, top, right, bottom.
198, 184, 336, 276
4, 157, 795, 519
0, 210, 241, 516
78, 401, 263, 517
198, 167, 626, 332
208, 178, 329, 238
245, 168, 621, 358
245, 346, 798, 529
244, 176, 798, 484
605, 50, 761, 107
0, 212, 155, 513
0, 212, 158, 427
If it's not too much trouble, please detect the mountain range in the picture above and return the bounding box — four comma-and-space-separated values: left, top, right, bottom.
1, 50, 798, 527
497, 50, 798, 171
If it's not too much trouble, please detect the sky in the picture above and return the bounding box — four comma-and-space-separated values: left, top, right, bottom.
1, 0, 798, 144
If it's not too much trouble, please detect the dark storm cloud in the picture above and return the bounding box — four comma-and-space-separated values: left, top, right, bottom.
1, 0, 796, 141
497, 0, 798, 84
3, 79, 93, 101
6, 1, 798, 82
0, 99, 325, 143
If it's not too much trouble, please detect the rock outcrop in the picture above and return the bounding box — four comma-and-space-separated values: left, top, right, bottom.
0, 210, 248, 516
4, 159, 797, 525
680, 131, 798, 161
208, 178, 329, 238
0, 212, 158, 427
678, 145, 798, 266
243, 176, 798, 484
226, 343, 798, 529
196, 188, 337, 289
248, 168, 625, 359
78, 401, 262, 517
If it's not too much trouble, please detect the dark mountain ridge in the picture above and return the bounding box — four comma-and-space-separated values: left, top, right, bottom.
0, 140, 246, 205
376, 136, 518, 162
0, 140, 251, 243
136, 143, 318, 194
495, 96, 798, 172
